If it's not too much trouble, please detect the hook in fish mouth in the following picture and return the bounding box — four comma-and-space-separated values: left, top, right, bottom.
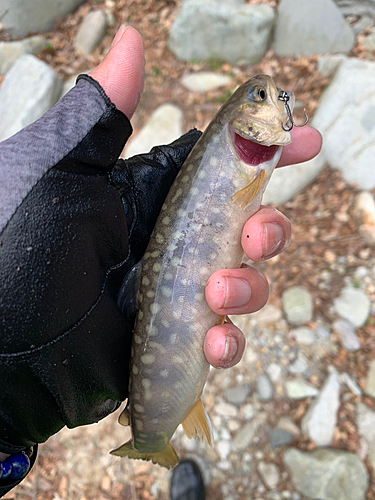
278, 90, 309, 132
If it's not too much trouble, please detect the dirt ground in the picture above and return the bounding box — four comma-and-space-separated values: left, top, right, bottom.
1, 0, 375, 499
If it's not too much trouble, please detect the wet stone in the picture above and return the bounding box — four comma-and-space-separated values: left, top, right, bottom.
333, 286, 370, 327
255, 374, 274, 401
270, 428, 294, 448
258, 461, 280, 489
333, 319, 361, 351
285, 380, 319, 399
291, 326, 315, 345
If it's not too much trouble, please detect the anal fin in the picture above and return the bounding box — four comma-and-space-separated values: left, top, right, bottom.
232, 170, 265, 209
181, 398, 213, 445
110, 440, 179, 469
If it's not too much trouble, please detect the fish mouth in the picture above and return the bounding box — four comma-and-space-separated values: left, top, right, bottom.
229, 127, 279, 166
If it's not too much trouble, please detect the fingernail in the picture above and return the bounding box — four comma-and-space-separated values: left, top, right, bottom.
111, 24, 128, 48
262, 222, 287, 260
223, 278, 251, 308
220, 335, 238, 365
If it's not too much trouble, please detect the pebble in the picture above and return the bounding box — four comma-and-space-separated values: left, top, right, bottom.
340, 372, 362, 396
276, 417, 301, 437
0, 36, 46, 74
356, 402, 375, 470
282, 286, 313, 325
291, 326, 315, 345
74, 10, 108, 56
353, 15, 374, 35
333, 286, 370, 327
364, 359, 375, 398
255, 374, 274, 401
270, 428, 294, 448
181, 72, 232, 92
267, 363, 283, 382
284, 448, 369, 500
258, 461, 280, 490
216, 440, 231, 461
123, 103, 183, 159
332, 319, 361, 351
231, 421, 259, 452
240, 404, 255, 421
224, 383, 251, 406
215, 402, 238, 418
251, 304, 283, 324
301, 368, 340, 446
285, 380, 319, 399
288, 355, 308, 374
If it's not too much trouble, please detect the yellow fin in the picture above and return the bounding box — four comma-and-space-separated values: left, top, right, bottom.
110, 440, 179, 469
181, 398, 213, 445
232, 170, 265, 209
118, 408, 130, 426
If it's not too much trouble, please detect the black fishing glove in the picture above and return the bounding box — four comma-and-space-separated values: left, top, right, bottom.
0, 74, 201, 495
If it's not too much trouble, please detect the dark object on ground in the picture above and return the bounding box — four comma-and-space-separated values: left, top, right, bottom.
170, 459, 205, 500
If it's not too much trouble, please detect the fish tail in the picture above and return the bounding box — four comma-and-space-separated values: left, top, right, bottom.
110, 440, 179, 469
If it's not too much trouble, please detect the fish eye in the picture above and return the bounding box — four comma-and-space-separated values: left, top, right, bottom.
248, 86, 267, 102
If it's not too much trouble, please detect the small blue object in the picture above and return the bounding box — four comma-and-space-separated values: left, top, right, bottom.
3, 453, 30, 480
1, 460, 12, 479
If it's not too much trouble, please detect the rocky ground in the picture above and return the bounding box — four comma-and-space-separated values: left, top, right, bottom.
2, 0, 375, 499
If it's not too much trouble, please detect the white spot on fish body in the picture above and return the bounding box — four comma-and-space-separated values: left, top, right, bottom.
141, 379, 151, 389
132, 365, 139, 375
135, 419, 143, 430
155, 233, 165, 244
187, 164, 194, 172
191, 187, 199, 195
141, 354, 155, 365
198, 171, 206, 179
172, 188, 183, 203
138, 310, 144, 320
177, 209, 185, 217
160, 369, 169, 378
195, 292, 204, 301
144, 252, 151, 260
173, 355, 184, 364
146, 325, 158, 336
134, 334, 143, 345
161, 286, 172, 298
134, 404, 145, 413
182, 175, 190, 183
161, 319, 170, 328
150, 303, 161, 314
162, 216, 171, 225
210, 157, 218, 167
199, 267, 210, 276
146, 290, 155, 299
153, 263, 161, 273
170, 332, 178, 344
171, 257, 180, 267
161, 391, 170, 399
151, 250, 160, 258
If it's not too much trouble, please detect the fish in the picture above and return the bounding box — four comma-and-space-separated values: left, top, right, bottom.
111, 75, 295, 468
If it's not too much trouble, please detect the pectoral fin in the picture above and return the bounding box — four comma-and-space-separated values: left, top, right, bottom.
181, 398, 213, 445
232, 170, 265, 209
110, 440, 179, 469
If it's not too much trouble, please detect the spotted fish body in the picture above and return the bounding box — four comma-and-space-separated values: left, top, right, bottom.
111, 75, 294, 467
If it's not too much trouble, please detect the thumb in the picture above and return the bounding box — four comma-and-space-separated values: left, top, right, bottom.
88, 25, 145, 119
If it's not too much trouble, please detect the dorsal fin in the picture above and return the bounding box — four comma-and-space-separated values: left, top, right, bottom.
232, 170, 265, 209
181, 398, 213, 445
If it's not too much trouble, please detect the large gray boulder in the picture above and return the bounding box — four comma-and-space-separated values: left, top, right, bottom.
0, 55, 62, 142
273, 0, 355, 56
313, 58, 375, 189
0, 0, 85, 37
169, 0, 275, 64
0, 36, 46, 75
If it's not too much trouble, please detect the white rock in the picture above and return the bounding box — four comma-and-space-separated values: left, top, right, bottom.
354, 191, 375, 244
215, 402, 238, 418
313, 58, 375, 189
353, 15, 375, 35
74, 10, 108, 56
181, 72, 232, 92
169, 0, 275, 64
123, 104, 184, 159
273, 0, 355, 56
282, 286, 313, 325
288, 355, 309, 374
317, 54, 348, 78
0, 54, 62, 142
276, 416, 301, 437
0, 36, 46, 74
252, 304, 283, 324
263, 152, 325, 206
340, 372, 362, 396
216, 440, 231, 460
0, 0, 85, 36
267, 363, 283, 382
232, 420, 259, 451
291, 327, 315, 345
333, 319, 361, 351
301, 368, 340, 446
285, 380, 319, 399
284, 448, 369, 500
333, 286, 370, 327
258, 461, 280, 489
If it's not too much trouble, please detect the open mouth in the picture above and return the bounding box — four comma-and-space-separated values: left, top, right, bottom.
230, 129, 279, 166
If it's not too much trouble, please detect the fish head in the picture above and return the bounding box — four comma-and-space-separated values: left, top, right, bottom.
228, 74, 293, 148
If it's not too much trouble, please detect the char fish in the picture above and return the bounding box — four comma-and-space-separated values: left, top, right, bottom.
111, 75, 296, 468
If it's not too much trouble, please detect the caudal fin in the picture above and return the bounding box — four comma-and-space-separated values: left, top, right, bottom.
110, 440, 179, 469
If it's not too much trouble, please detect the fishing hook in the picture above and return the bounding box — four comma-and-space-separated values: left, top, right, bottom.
278, 90, 308, 132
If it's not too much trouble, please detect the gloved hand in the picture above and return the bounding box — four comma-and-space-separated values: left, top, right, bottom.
0, 25, 322, 496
